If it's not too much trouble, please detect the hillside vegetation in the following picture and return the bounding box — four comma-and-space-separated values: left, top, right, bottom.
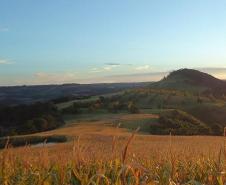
57, 69, 226, 135
152, 69, 226, 97
0, 102, 64, 137
1, 69, 226, 138
150, 109, 210, 135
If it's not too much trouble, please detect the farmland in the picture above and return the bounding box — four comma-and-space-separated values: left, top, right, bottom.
1, 112, 226, 184
1, 69, 226, 184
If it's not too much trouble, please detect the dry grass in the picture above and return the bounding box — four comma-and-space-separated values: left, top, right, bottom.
114, 114, 159, 121
33, 113, 158, 137
1, 115, 226, 184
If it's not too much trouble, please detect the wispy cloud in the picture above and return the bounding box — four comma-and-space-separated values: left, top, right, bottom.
103, 66, 114, 71
104, 63, 133, 66
0, 27, 9, 32
34, 72, 78, 84
135, 65, 150, 71
90, 64, 119, 73
90, 64, 151, 74
79, 71, 168, 84
0, 59, 13, 65
90, 68, 103, 73
104, 62, 121, 66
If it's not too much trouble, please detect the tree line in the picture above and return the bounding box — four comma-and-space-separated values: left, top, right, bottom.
61, 96, 139, 114
0, 102, 64, 137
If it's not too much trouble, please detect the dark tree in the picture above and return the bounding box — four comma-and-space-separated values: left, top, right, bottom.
128, 102, 139, 114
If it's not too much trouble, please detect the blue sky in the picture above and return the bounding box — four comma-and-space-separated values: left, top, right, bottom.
0, 0, 226, 85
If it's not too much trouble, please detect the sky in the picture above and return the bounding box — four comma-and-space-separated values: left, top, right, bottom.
0, 0, 226, 85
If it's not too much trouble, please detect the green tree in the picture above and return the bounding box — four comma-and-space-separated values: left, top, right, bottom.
128, 102, 139, 114
33, 118, 49, 131
24, 120, 37, 132
108, 101, 121, 113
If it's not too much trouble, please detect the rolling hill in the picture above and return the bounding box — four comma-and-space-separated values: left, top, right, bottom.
151, 68, 226, 97
66, 68, 226, 135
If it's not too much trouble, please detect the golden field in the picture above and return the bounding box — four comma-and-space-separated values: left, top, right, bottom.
1, 113, 226, 185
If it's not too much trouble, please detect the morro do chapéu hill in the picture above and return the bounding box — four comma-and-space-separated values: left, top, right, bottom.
151, 68, 226, 98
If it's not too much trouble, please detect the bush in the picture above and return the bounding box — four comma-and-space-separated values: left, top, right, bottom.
62, 103, 80, 114
150, 110, 211, 135
128, 102, 139, 114
108, 101, 122, 113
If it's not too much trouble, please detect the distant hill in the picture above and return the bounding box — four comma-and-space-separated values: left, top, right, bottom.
0, 82, 148, 106
151, 69, 226, 97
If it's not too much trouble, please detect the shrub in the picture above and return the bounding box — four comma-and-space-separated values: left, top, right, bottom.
62, 103, 80, 114
150, 109, 211, 135
108, 101, 122, 113
128, 102, 139, 114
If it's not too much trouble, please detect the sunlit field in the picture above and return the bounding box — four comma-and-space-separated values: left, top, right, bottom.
1, 116, 225, 185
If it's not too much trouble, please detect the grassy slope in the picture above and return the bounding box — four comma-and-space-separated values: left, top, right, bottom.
1, 110, 158, 146
57, 91, 124, 110
152, 74, 207, 92
54, 86, 226, 135
151, 69, 226, 93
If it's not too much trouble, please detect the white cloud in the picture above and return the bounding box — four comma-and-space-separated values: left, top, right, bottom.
0, 59, 13, 65
103, 66, 113, 71
135, 65, 150, 71
90, 68, 103, 73
90, 64, 119, 73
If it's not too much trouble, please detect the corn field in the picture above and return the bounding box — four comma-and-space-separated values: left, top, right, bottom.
0, 132, 226, 185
